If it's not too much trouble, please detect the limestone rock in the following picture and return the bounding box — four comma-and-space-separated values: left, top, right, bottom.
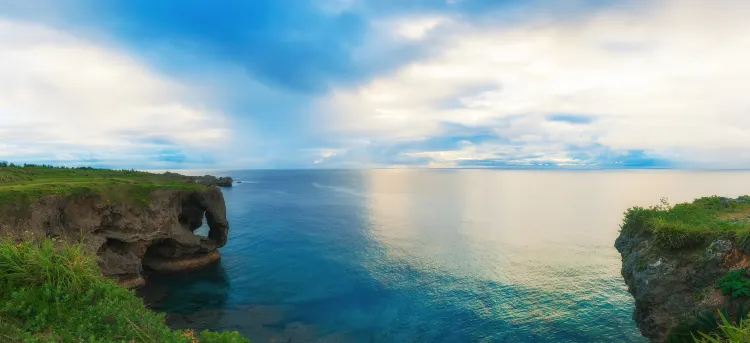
0, 187, 230, 285
615, 232, 739, 341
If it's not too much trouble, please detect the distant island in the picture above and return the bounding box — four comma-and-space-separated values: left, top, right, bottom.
0, 163, 249, 342
616, 195, 750, 342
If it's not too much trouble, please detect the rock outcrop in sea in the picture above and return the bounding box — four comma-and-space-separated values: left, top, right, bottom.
0, 185, 230, 288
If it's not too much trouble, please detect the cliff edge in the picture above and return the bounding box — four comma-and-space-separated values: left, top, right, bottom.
0, 164, 231, 288
615, 196, 750, 342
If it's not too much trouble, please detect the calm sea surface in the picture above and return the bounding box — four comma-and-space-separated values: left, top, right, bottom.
139, 170, 750, 343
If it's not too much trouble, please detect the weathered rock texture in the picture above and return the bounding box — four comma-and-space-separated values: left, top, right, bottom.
0, 187, 229, 286
615, 231, 748, 342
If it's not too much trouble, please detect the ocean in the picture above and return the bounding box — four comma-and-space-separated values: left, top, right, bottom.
138, 170, 750, 342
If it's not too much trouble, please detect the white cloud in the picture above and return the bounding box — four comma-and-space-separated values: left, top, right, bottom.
0, 18, 228, 165
400, 140, 584, 168
320, 0, 750, 167
312, 149, 340, 164
389, 16, 448, 40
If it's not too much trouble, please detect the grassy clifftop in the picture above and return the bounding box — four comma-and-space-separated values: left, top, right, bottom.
0, 163, 200, 207
0, 163, 247, 342
618, 196, 750, 343
0, 238, 249, 342
621, 196, 750, 250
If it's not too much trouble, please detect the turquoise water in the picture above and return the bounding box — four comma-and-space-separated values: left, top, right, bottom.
139, 170, 750, 342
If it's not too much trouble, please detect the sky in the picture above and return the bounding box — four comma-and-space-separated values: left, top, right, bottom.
0, 0, 748, 169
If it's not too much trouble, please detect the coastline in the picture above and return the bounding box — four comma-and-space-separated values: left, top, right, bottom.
0, 163, 248, 342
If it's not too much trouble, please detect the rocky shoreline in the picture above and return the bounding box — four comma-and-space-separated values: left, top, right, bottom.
615, 196, 750, 342
0, 174, 232, 288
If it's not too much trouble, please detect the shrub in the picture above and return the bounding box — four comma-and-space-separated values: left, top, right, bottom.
620, 206, 656, 236
719, 269, 750, 299
0, 238, 250, 343
694, 311, 750, 343
666, 306, 749, 343
667, 309, 725, 343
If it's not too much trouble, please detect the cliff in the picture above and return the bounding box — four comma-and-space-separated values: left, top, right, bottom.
615, 196, 750, 342
0, 164, 231, 287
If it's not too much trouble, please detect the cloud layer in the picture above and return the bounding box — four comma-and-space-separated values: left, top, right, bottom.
319, 0, 750, 168
0, 18, 228, 167
1, 0, 749, 169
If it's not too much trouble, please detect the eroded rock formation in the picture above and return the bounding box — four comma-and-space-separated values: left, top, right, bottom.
616, 223, 750, 342
0, 187, 229, 287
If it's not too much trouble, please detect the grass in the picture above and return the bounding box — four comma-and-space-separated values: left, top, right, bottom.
0, 237, 250, 343
694, 312, 750, 343
620, 196, 750, 249
663, 296, 750, 342
0, 163, 201, 210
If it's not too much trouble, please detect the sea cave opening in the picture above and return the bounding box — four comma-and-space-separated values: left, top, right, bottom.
194, 213, 210, 238
178, 198, 210, 238
144, 238, 178, 260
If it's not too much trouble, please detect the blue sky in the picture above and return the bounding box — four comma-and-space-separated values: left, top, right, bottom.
0, 0, 748, 169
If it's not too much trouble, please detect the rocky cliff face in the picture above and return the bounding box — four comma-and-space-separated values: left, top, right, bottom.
615, 230, 745, 342
0, 186, 229, 287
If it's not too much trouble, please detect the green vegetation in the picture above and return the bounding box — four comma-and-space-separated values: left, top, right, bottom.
0, 163, 199, 208
666, 305, 750, 343
621, 196, 750, 249
0, 237, 249, 343
622, 196, 750, 342
719, 269, 750, 299
694, 312, 750, 343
